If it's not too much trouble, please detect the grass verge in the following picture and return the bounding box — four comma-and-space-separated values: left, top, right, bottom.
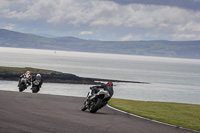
0, 66, 55, 73
108, 98, 200, 131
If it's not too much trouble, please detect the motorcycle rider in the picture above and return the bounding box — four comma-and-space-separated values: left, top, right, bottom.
32, 74, 43, 88
90, 82, 114, 108
18, 71, 32, 87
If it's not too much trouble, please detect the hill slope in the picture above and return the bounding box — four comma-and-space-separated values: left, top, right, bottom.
0, 29, 200, 59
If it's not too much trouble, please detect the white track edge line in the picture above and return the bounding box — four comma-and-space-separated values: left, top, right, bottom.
107, 104, 199, 133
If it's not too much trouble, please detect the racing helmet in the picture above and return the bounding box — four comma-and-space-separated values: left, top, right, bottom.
25, 71, 30, 78
36, 74, 41, 77
107, 82, 113, 86
36, 74, 42, 80
26, 71, 30, 75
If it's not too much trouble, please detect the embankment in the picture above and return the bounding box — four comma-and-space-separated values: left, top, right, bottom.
0, 66, 149, 84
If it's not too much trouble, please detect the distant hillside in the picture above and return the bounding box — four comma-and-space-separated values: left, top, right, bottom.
0, 29, 200, 59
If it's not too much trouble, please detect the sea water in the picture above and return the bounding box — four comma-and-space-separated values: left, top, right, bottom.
0, 47, 200, 104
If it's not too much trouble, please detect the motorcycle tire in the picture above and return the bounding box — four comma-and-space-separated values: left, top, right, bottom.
89, 98, 102, 113
19, 84, 26, 92
32, 87, 39, 93
81, 101, 87, 111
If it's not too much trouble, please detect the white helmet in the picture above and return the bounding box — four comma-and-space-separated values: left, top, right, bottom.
26, 71, 30, 75
36, 74, 41, 77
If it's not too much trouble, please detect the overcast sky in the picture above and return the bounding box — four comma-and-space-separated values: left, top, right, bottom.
1, 0, 200, 41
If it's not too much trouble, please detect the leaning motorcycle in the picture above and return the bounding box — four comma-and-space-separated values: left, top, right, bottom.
31, 80, 41, 93
18, 77, 29, 92
81, 87, 111, 113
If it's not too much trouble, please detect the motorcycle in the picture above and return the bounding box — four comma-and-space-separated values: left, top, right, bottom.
81, 87, 111, 113
18, 77, 29, 92
31, 80, 41, 93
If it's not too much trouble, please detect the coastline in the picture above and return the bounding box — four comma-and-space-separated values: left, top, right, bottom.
0, 66, 149, 85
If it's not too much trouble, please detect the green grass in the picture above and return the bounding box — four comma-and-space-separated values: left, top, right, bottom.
108, 98, 200, 131
0, 66, 55, 73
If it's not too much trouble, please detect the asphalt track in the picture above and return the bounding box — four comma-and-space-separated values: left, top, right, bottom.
0, 90, 198, 133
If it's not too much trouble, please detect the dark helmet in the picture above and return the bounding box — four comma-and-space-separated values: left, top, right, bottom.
107, 82, 113, 86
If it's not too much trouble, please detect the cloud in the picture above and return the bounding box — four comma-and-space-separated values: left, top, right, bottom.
120, 34, 134, 41
0, 0, 200, 40
173, 22, 200, 40
0, 0, 9, 9
80, 31, 93, 35
102, 0, 200, 11
1, 0, 198, 28
3, 24, 16, 30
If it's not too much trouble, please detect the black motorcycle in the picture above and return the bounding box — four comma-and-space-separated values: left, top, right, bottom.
18, 77, 29, 92
81, 88, 111, 113
31, 80, 41, 93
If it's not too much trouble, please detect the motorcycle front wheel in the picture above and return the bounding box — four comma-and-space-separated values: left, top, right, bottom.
81, 101, 87, 111
89, 98, 102, 113
19, 84, 26, 92
32, 86, 39, 93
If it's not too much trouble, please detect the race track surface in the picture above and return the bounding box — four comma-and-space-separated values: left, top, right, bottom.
0, 90, 198, 133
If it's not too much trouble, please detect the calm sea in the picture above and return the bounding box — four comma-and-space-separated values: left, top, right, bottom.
0, 47, 200, 104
